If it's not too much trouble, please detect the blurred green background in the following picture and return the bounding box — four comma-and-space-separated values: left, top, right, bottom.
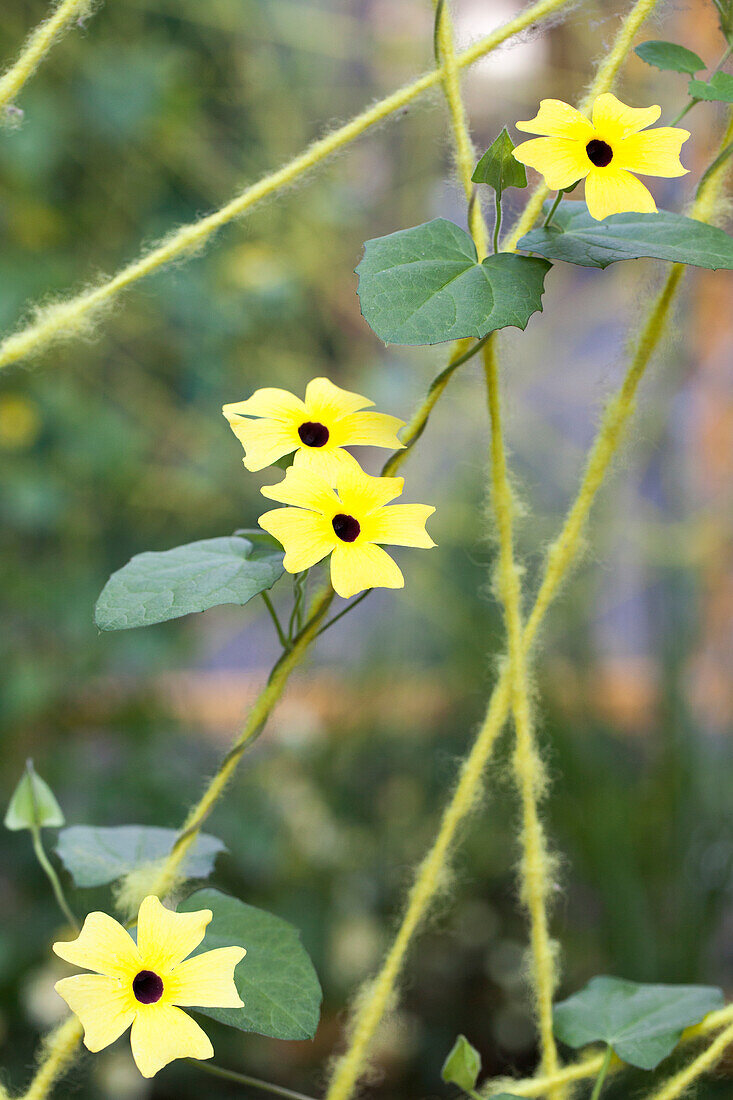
1, 0, 732, 1097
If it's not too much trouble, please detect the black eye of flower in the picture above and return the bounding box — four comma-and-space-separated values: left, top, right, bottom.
332, 513, 361, 542
586, 139, 613, 167
298, 421, 330, 448
132, 970, 164, 1004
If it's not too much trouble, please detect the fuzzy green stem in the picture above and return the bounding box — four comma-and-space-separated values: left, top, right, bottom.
493, 192, 503, 253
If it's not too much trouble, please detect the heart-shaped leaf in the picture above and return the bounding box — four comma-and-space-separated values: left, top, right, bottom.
472, 128, 527, 196
356, 218, 550, 345
688, 72, 733, 103
519, 203, 733, 270
553, 976, 724, 1069
179, 888, 322, 1041
56, 825, 225, 887
95, 534, 284, 630
634, 40, 705, 74
5, 761, 64, 831
442, 1034, 481, 1091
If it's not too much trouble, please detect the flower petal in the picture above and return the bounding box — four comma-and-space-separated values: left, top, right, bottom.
584, 166, 657, 220
258, 507, 335, 573
330, 542, 404, 598
615, 126, 690, 177
228, 418, 299, 472
591, 93, 661, 142
53, 912, 141, 979
292, 444, 359, 483
55, 974, 136, 1053
304, 377, 373, 421
361, 503, 436, 548
328, 410, 405, 450
335, 461, 404, 517
222, 388, 306, 423
167, 946, 246, 1008
136, 896, 211, 973
515, 99, 593, 140
130, 1004, 213, 1078
512, 137, 590, 190
261, 465, 341, 511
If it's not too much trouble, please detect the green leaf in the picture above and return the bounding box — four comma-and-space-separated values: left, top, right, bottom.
442, 1035, 482, 1091
471, 128, 527, 196
634, 40, 705, 74
179, 888, 322, 1041
553, 976, 724, 1070
688, 71, 733, 102
356, 219, 550, 345
5, 760, 65, 831
94, 534, 285, 631
55, 825, 225, 887
519, 202, 733, 270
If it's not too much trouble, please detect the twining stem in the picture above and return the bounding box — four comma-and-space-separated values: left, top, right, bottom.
589, 1047, 613, 1100
0, 0, 575, 374
261, 591, 289, 650
314, 590, 371, 639
187, 1059, 317, 1100
29, 826, 79, 932
483, 343, 561, 1094
644, 1020, 733, 1100
0, 0, 94, 117
139, 584, 335, 905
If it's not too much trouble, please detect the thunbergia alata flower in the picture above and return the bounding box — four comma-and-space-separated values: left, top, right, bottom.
54, 895, 246, 1078
512, 92, 690, 220
223, 376, 405, 479
258, 457, 435, 598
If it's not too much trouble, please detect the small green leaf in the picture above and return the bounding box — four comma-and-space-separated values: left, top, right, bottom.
356, 219, 550, 345
5, 761, 65, 831
442, 1035, 482, 1091
471, 128, 527, 196
95, 534, 285, 631
634, 40, 705, 74
519, 202, 733, 270
55, 825, 225, 887
179, 888, 322, 1041
688, 71, 733, 102
553, 976, 724, 1070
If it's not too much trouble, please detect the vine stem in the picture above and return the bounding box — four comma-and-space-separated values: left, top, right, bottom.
0, 0, 574, 374
543, 191, 564, 228
186, 1059, 317, 1100
589, 1047, 613, 1100
0, 0, 93, 117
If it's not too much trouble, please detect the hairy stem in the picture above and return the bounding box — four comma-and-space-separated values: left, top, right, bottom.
0, 0, 94, 117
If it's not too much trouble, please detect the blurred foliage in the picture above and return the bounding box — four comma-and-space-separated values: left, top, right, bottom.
1, 0, 732, 1098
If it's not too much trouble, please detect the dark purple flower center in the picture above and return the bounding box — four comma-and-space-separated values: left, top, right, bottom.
586, 139, 613, 167
132, 970, 164, 1004
298, 421, 330, 448
332, 513, 361, 542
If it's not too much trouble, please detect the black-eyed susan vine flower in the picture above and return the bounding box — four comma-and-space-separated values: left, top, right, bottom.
53, 895, 245, 1078
223, 376, 405, 479
258, 457, 435, 598
512, 93, 690, 220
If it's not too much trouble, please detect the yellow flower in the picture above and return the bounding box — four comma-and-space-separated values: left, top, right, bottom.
223, 376, 405, 479
512, 93, 690, 221
53, 895, 246, 1078
258, 457, 435, 598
